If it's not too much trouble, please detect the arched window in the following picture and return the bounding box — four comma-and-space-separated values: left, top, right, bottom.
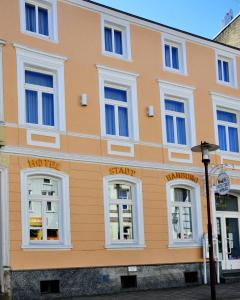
104, 176, 144, 249
167, 180, 202, 247
21, 169, 71, 249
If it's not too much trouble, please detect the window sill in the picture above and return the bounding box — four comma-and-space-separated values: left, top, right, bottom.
163, 66, 187, 76
21, 30, 58, 44
102, 51, 132, 62
105, 243, 145, 250
22, 244, 72, 250
168, 242, 201, 249
217, 80, 237, 89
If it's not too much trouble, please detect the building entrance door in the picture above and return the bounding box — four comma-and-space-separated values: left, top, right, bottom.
215, 193, 240, 270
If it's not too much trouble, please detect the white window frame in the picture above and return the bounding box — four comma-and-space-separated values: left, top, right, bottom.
215, 50, 237, 88
97, 65, 139, 141
19, 0, 58, 43
103, 175, 145, 249
161, 33, 187, 75
212, 92, 240, 156
15, 43, 66, 132
166, 179, 202, 248
159, 80, 196, 149
21, 168, 71, 249
101, 14, 132, 61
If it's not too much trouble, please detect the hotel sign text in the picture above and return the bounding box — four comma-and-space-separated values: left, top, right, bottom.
109, 167, 136, 176
28, 159, 60, 170
166, 172, 198, 183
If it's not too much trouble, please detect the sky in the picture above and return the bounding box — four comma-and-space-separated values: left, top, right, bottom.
92, 0, 240, 39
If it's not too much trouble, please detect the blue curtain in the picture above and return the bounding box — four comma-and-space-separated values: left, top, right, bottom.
25, 3, 36, 32
105, 104, 115, 135
218, 125, 227, 151
223, 61, 229, 82
42, 93, 54, 126
217, 110, 236, 123
166, 115, 174, 143
172, 47, 179, 69
104, 87, 127, 102
229, 127, 239, 152
38, 7, 49, 36
165, 44, 171, 67
218, 60, 222, 81
114, 30, 123, 55
165, 99, 184, 113
25, 70, 53, 88
118, 107, 129, 137
104, 27, 113, 52
26, 90, 38, 124
176, 117, 186, 145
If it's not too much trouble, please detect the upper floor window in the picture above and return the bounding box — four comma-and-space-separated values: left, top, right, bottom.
217, 109, 239, 152
162, 34, 187, 75
167, 180, 202, 247
97, 65, 139, 141
164, 99, 187, 145
20, 0, 58, 42
21, 169, 71, 249
101, 15, 131, 60
15, 44, 66, 132
216, 50, 237, 88
103, 176, 144, 249
25, 69, 55, 127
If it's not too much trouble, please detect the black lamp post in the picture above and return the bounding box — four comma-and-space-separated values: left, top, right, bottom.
191, 141, 219, 300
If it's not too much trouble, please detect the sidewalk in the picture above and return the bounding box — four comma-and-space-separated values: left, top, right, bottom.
63, 283, 240, 300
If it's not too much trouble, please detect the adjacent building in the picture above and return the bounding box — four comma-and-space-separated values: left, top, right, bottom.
0, 0, 239, 299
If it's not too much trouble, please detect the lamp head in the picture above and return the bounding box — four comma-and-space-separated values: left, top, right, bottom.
191, 141, 219, 163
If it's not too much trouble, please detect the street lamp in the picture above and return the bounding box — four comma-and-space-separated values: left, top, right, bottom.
191, 141, 219, 300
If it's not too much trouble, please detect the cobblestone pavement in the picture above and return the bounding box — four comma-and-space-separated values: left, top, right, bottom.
63, 283, 240, 300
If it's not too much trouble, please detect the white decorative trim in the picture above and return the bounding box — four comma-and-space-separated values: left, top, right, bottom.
19, 0, 59, 43
161, 33, 188, 75
215, 49, 238, 88
67, 131, 100, 140
103, 175, 145, 249
20, 168, 71, 249
107, 140, 134, 157
167, 146, 192, 163
15, 44, 66, 132
0, 44, 4, 122
159, 80, 196, 148
97, 65, 139, 141
0, 168, 9, 293
166, 179, 202, 248
27, 129, 60, 148
101, 14, 132, 61
157, 80, 195, 91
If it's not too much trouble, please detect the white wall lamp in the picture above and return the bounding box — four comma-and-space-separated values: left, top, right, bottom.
80, 94, 88, 106
147, 105, 154, 117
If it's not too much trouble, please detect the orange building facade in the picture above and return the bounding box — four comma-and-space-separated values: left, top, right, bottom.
0, 0, 240, 298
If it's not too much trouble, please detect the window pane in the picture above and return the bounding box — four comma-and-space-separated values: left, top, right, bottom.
215, 194, 239, 212
174, 188, 191, 203
105, 104, 115, 135
165, 99, 184, 113
228, 127, 239, 152
118, 107, 129, 137
104, 27, 113, 52
42, 93, 54, 126
110, 204, 120, 240
217, 110, 236, 123
26, 90, 38, 124
182, 207, 193, 240
46, 202, 59, 240
165, 44, 171, 67
218, 125, 227, 151
38, 7, 49, 36
25, 3, 36, 32
114, 30, 123, 55
25, 70, 53, 88
104, 87, 127, 102
28, 177, 58, 196
223, 61, 230, 82
176, 117, 186, 145
218, 59, 222, 81
166, 115, 174, 143
29, 201, 43, 241
172, 46, 179, 69
123, 205, 133, 240
109, 183, 132, 200
172, 206, 181, 239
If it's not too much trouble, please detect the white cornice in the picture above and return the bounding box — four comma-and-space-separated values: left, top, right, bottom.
13, 43, 68, 61
158, 79, 196, 91
62, 0, 240, 55
209, 91, 240, 102
0, 40, 6, 46
96, 64, 139, 78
